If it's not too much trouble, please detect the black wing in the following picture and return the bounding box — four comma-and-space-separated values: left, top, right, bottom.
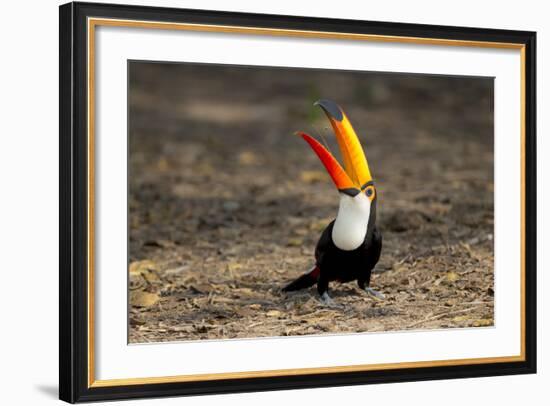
367, 226, 383, 270
314, 220, 335, 266
356, 226, 382, 288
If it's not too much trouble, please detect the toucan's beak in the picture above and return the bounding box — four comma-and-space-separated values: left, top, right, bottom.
297, 131, 359, 196
298, 99, 373, 196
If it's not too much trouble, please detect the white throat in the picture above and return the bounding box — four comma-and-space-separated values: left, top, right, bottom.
332, 193, 371, 251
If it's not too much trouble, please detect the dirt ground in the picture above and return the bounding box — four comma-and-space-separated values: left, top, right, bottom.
128, 62, 494, 343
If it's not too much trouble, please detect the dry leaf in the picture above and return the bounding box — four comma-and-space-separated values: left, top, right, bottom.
287, 237, 303, 247
266, 310, 282, 317
235, 308, 254, 317
446, 271, 460, 282
189, 284, 212, 294
130, 291, 160, 307
472, 318, 493, 327
227, 262, 244, 271
130, 317, 146, 326
170, 325, 194, 333
129, 259, 159, 275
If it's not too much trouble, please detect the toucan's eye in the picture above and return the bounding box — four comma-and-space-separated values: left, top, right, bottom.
365, 186, 375, 200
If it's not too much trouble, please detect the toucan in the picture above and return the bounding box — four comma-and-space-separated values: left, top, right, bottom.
283, 99, 384, 306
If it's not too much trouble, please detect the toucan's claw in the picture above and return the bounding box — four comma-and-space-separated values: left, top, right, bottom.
364, 287, 385, 300
319, 292, 343, 308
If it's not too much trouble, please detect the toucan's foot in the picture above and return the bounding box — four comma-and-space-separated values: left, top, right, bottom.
319, 292, 343, 308
364, 287, 385, 300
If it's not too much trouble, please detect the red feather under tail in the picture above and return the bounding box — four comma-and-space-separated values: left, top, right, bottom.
282, 266, 320, 292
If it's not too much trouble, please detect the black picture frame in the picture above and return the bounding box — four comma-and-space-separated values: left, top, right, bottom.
59, 1, 537, 403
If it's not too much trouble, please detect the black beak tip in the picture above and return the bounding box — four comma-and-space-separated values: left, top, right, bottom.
314, 99, 344, 122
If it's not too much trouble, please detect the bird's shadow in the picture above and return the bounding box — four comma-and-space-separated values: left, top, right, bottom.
330, 286, 364, 298
282, 285, 363, 299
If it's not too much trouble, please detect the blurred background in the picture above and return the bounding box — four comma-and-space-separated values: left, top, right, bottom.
128, 61, 494, 343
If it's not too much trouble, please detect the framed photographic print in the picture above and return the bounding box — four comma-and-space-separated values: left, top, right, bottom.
59, 1, 537, 403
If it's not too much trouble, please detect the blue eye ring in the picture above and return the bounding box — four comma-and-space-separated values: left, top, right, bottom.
365, 186, 375, 199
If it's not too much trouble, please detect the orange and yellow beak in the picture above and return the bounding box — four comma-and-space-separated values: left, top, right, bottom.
298, 99, 373, 196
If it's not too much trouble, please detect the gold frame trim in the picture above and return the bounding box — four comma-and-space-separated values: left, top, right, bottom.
87, 17, 527, 388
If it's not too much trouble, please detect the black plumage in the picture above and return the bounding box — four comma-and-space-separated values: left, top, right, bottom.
283, 194, 382, 299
